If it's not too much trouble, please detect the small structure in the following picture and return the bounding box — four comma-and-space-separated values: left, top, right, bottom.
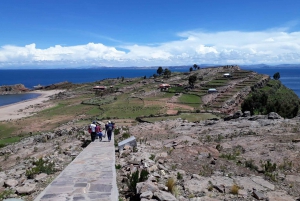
223, 73, 232, 78
207, 88, 218, 93
118, 136, 137, 151
93, 86, 107, 90
159, 84, 171, 91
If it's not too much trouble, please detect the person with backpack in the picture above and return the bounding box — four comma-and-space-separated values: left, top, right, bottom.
89, 121, 97, 142
105, 121, 114, 142
95, 123, 102, 142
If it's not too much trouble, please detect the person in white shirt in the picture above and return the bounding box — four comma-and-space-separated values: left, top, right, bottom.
89, 121, 97, 142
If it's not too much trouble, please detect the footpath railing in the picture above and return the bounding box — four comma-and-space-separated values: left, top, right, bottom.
34, 136, 118, 201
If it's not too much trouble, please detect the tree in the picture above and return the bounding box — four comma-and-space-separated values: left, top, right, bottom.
164, 68, 171, 78
188, 75, 197, 87
189, 67, 193, 72
157, 66, 163, 76
193, 64, 198, 70
273, 72, 280, 80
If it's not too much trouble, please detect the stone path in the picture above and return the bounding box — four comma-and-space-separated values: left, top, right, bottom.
34, 135, 118, 201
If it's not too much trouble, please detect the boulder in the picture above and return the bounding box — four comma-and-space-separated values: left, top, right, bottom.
153, 190, 177, 201
243, 111, 251, 117
16, 183, 36, 194
4, 179, 18, 187
140, 191, 153, 199
252, 190, 266, 200
34, 173, 48, 182
136, 181, 159, 194
268, 112, 282, 119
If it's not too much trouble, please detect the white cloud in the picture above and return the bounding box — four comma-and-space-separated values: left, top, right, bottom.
1, 28, 300, 68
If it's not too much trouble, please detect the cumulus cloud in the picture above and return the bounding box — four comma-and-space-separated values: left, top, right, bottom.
1, 28, 300, 68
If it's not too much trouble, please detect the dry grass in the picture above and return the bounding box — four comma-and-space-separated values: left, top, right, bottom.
230, 184, 239, 195
166, 177, 176, 194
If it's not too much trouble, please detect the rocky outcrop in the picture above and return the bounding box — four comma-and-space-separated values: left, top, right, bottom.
0, 84, 29, 94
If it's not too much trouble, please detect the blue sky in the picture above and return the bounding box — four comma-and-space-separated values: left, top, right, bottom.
1, 0, 300, 68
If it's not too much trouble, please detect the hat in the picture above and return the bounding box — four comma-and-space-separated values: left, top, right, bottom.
108, 121, 111, 123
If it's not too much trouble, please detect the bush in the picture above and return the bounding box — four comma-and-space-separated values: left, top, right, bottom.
177, 172, 183, 180
149, 154, 155, 161
25, 158, 55, 179
122, 132, 130, 139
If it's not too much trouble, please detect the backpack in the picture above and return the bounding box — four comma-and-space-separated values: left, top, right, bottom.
107, 124, 113, 131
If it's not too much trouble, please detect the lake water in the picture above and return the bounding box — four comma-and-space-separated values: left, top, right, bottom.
0, 67, 299, 107
0, 93, 40, 107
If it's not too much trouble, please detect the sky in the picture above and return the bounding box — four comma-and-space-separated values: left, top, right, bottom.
1, 0, 300, 68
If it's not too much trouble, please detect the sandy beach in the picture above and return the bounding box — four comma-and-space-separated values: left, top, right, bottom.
0, 90, 64, 121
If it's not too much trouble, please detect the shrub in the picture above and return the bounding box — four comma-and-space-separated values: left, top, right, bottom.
114, 128, 121, 135
177, 172, 183, 180
25, 158, 55, 179
122, 132, 130, 139
126, 171, 139, 192
149, 154, 155, 161
245, 159, 258, 171
126, 169, 149, 192
115, 164, 122, 169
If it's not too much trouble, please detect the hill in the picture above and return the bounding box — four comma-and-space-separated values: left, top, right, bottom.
0, 65, 299, 200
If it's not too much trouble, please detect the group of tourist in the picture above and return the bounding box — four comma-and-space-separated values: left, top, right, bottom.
88, 121, 114, 142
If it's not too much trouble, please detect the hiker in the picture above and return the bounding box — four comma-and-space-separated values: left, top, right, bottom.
89, 121, 97, 142
105, 120, 114, 142
96, 123, 102, 142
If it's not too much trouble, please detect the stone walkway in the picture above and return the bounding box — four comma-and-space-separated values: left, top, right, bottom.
34, 135, 118, 201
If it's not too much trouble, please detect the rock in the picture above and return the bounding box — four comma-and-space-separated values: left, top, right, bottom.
243, 111, 251, 117
251, 176, 275, 190
252, 190, 266, 200
233, 110, 243, 119
148, 165, 158, 172
268, 112, 282, 119
224, 115, 233, 121
153, 190, 177, 201
156, 152, 168, 158
140, 191, 153, 199
267, 191, 296, 201
34, 173, 47, 182
158, 164, 167, 171
136, 181, 159, 194
16, 183, 36, 194
5, 179, 18, 187
0, 172, 7, 180
0, 178, 4, 187
184, 177, 210, 194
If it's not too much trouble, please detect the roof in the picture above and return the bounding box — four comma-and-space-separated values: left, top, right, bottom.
208, 88, 217, 91
93, 86, 107, 89
159, 84, 170, 87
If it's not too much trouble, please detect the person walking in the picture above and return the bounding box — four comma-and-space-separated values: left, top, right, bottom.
105, 121, 114, 142
95, 123, 102, 142
89, 121, 97, 142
